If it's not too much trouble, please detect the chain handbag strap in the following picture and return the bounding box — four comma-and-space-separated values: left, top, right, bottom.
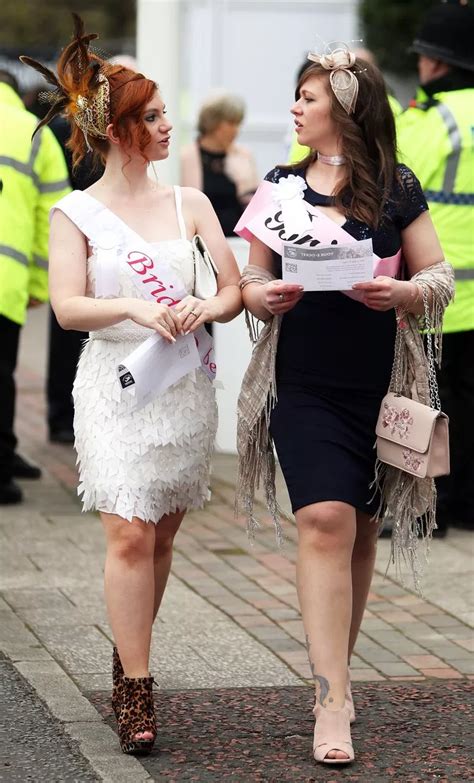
422, 283, 442, 411
389, 313, 404, 395
390, 284, 441, 411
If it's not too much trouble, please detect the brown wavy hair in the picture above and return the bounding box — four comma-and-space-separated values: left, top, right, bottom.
294, 59, 398, 228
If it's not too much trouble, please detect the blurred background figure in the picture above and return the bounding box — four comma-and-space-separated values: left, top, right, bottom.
23, 83, 100, 443
22, 53, 137, 444
0, 69, 70, 501
288, 47, 402, 165
396, 0, 474, 536
180, 91, 258, 236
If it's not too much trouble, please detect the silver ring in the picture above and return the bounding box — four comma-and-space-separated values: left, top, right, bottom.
189, 310, 197, 318
279, 293, 285, 302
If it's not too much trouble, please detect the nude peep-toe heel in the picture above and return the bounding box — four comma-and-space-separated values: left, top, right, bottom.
313, 703, 354, 765
346, 666, 356, 724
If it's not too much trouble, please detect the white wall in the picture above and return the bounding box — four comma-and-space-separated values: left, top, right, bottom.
180, 0, 360, 178
137, 0, 360, 182
137, 0, 359, 453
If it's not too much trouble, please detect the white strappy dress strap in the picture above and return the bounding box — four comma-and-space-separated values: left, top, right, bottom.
173, 185, 187, 240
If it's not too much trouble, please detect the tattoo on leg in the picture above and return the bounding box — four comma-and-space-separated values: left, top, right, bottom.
305, 634, 333, 706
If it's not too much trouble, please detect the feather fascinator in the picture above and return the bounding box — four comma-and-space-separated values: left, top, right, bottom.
20, 13, 112, 143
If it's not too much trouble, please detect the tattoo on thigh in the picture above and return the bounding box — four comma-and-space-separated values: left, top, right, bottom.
305, 634, 333, 706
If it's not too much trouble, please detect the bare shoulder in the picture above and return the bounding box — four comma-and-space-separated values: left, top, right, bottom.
50, 208, 86, 249
51, 207, 80, 232
180, 186, 212, 211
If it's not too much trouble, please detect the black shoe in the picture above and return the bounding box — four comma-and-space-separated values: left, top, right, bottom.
0, 479, 23, 504
12, 453, 42, 480
49, 428, 74, 444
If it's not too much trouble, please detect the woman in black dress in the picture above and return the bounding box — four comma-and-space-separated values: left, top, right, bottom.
180, 92, 258, 236
238, 48, 449, 764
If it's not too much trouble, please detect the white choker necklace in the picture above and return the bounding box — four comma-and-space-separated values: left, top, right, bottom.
317, 152, 346, 166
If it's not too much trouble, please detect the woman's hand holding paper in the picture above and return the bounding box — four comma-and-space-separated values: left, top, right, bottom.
261, 280, 305, 315
175, 294, 225, 334
352, 277, 416, 312
127, 299, 185, 343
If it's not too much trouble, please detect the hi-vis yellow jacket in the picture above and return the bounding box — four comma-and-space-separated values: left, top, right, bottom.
0, 83, 70, 325
397, 88, 474, 334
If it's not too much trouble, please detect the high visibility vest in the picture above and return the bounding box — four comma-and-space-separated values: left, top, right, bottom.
397, 88, 474, 334
0, 83, 71, 325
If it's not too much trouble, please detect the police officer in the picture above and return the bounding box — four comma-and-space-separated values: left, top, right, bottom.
397, 0, 474, 535
0, 70, 70, 503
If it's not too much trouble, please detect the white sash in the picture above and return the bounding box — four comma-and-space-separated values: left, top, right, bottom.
51, 191, 217, 405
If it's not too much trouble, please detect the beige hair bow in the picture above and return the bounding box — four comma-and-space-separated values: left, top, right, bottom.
307, 45, 359, 114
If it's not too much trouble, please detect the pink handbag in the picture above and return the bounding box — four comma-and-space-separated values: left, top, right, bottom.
376, 392, 449, 478
376, 286, 450, 479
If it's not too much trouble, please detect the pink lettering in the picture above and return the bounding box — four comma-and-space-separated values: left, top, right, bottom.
149, 284, 167, 297
155, 295, 181, 306
209, 362, 216, 374
127, 251, 154, 274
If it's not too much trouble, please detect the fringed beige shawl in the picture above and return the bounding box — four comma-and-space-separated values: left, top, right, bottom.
236, 261, 454, 590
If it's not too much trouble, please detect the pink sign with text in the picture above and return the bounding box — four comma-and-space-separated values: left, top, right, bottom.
235, 180, 401, 287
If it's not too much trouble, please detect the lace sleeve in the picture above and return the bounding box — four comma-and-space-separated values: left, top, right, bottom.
396, 164, 429, 229
264, 166, 285, 184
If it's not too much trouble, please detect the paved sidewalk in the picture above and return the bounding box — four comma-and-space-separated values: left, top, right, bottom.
1, 307, 473, 781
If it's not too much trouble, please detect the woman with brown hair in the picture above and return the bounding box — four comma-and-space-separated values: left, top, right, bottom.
22, 16, 241, 756
235, 44, 453, 765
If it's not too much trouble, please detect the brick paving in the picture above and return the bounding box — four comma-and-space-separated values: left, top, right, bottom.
1, 311, 472, 781
13, 359, 474, 687
89, 681, 474, 782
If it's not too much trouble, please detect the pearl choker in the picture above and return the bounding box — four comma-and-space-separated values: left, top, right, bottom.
317, 152, 347, 166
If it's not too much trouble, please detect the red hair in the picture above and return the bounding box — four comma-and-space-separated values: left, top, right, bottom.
21, 15, 158, 170
66, 64, 157, 169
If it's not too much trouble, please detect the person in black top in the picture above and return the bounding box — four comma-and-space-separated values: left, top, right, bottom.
240, 47, 450, 765
180, 92, 258, 236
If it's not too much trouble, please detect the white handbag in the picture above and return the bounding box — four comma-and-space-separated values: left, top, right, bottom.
191, 234, 219, 299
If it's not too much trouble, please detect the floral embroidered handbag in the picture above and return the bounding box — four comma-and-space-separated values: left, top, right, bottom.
375, 287, 450, 479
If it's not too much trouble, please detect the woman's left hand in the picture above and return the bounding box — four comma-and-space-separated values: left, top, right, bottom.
352, 277, 414, 311
174, 295, 224, 333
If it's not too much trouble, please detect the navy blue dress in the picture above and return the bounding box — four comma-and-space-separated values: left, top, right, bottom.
268, 164, 428, 515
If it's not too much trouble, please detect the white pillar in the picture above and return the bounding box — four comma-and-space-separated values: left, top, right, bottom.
137, 0, 181, 184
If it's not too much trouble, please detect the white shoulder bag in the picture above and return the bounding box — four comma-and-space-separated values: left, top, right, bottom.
191, 234, 219, 299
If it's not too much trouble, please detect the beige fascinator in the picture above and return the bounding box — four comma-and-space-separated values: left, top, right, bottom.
307, 41, 359, 114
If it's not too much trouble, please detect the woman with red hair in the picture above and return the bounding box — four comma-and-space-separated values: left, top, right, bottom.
22, 16, 241, 756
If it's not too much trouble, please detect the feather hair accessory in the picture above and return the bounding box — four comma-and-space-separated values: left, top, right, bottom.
20, 13, 111, 146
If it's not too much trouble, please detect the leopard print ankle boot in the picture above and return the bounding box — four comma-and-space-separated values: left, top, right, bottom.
111, 647, 124, 720
118, 676, 156, 755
